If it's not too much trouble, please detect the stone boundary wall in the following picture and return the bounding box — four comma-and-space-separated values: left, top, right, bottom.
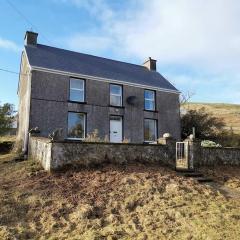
198, 147, 240, 166
28, 137, 240, 171
28, 137, 52, 171
28, 137, 176, 171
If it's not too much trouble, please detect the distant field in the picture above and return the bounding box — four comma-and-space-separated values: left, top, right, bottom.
182, 103, 240, 134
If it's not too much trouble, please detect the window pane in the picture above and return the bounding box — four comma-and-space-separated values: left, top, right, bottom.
68, 112, 85, 138
144, 90, 154, 100
70, 89, 84, 102
70, 78, 84, 89
110, 115, 122, 121
145, 100, 155, 110
110, 95, 121, 106
70, 78, 84, 102
110, 84, 121, 95
110, 84, 122, 106
144, 90, 155, 110
144, 119, 157, 141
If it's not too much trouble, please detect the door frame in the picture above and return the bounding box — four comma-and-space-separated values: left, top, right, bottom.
109, 115, 123, 143
176, 141, 191, 170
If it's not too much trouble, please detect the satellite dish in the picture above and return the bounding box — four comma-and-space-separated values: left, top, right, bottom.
127, 96, 137, 105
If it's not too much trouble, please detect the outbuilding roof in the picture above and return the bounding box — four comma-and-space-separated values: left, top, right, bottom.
25, 44, 179, 93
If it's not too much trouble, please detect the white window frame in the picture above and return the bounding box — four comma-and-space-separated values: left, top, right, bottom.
144, 118, 157, 142
69, 78, 85, 102
144, 90, 155, 111
67, 112, 86, 140
110, 84, 122, 106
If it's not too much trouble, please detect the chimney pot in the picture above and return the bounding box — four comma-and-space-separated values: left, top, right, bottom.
143, 57, 157, 71
24, 31, 38, 46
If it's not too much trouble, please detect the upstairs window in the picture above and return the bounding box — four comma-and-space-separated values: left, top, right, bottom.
144, 119, 157, 142
68, 112, 86, 139
70, 78, 85, 102
144, 90, 155, 111
110, 84, 122, 106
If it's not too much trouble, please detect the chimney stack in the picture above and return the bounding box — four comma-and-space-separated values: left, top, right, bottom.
24, 31, 38, 46
143, 57, 157, 71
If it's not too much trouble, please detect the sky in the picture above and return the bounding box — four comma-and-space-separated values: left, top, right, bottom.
0, 0, 240, 109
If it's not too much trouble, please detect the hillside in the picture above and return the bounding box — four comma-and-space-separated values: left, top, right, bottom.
0, 153, 240, 239
182, 103, 240, 134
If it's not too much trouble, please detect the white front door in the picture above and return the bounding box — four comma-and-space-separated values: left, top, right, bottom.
110, 116, 122, 143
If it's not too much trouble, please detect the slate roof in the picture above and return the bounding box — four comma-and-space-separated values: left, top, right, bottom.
25, 44, 179, 92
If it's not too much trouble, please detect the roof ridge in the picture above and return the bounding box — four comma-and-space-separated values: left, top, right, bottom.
36, 44, 147, 70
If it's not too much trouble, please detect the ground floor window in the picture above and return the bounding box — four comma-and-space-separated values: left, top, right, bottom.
68, 112, 86, 139
144, 119, 157, 141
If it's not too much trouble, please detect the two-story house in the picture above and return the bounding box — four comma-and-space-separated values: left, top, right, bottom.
17, 31, 181, 152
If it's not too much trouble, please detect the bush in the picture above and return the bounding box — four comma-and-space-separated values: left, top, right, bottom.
181, 107, 225, 139
0, 103, 15, 135
215, 132, 240, 148
83, 129, 109, 143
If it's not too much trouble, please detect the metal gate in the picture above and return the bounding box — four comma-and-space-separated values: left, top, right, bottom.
176, 142, 189, 170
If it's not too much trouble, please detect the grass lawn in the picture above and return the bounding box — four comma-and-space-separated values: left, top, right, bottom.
0, 153, 240, 240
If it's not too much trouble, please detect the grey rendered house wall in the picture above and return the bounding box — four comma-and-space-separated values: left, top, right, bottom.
29, 70, 181, 142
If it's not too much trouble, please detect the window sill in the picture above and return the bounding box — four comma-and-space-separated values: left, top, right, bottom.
143, 141, 158, 144
68, 100, 87, 104
144, 109, 158, 113
66, 138, 85, 141
109, 105, 125, 109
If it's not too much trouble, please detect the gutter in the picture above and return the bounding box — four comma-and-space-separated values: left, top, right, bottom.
29, 65, 181, 95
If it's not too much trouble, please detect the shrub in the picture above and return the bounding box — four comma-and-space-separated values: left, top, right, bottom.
83, 129, 109, 143
122, 138, 130, 143
181, 107, 225, 139
0, 103, 15, 135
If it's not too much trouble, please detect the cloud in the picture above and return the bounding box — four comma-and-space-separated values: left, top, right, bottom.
0, 37, 21, 52
65, 34, 113, 55
165, 71, 240, 104
58, 0, 240, 103
61, 0, 240, 71
57, 0, 114, 22
110, 0, 240, 72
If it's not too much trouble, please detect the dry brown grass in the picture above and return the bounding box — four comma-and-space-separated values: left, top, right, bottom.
0, 154, 240, 239
182, 103, 240, 134
0, 135, 16, 143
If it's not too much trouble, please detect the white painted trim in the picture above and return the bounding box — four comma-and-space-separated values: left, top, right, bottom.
30, 65, 180, 94
23, 69, 32, 153
144, 141, 158, 144
67, 138, 85, 141
23, 49, 32, 71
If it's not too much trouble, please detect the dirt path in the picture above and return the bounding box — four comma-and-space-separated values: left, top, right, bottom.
207, 182, 240, 199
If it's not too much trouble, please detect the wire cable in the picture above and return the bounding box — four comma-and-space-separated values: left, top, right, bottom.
5, 0, 52, 45
0, 68, 27, 76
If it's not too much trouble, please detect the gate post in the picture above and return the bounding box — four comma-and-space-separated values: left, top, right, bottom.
184, 138, 201, 170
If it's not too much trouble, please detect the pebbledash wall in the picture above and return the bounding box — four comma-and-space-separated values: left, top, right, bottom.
28, 137, 240, 171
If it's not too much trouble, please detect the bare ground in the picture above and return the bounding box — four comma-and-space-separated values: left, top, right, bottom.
0, 154, 240, 240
